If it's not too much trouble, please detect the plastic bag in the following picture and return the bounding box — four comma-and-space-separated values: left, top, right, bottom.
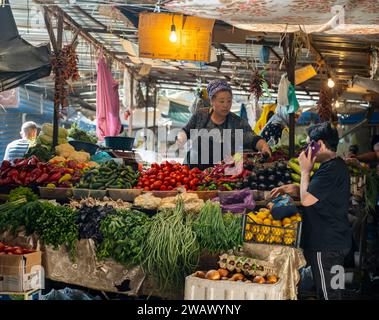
41, 288, 101, 300
269, 194, 298, 220
213, 188, 255, 214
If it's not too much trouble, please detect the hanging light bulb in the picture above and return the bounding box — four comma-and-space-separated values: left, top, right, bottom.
335, 100, 340, 108
169, 15, 177, 43
327, 77, 335, 88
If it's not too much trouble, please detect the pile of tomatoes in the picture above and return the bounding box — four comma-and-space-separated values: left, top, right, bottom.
0, 242, 35, 255
136, 161, 202, 191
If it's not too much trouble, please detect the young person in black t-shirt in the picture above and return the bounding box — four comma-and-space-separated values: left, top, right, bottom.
271, 122, 352, 300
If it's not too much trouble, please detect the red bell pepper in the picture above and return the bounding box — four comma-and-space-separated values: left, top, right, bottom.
28, 156, 39, 166
29, 168, 42, 183
47, 172, 62, 183
7, 169, 18, 178
0, 177, 12, 185
36, 173, 49, 184
14, 158, 29, 168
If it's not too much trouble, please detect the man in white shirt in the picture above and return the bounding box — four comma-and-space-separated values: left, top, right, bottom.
3, 121, 37, 162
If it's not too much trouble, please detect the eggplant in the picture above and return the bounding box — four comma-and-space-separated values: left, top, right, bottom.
250, 182, 258, 190
268, 184, 276, 190
257, 169, 266, 176
267, 175, 276, 183
285, 180, 293, 185
277, 181, 284, 187
249, 172, 258, 182
266, 167, 274, 175
283, 172, 291, 180
276, 162, 287, 171
258, 175, 266, 182
258, 183, 267, 191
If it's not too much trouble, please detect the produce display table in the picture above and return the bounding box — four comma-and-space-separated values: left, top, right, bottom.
0, 230, 163, 297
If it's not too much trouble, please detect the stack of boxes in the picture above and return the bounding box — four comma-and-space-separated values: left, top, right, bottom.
0, 247, 43, 300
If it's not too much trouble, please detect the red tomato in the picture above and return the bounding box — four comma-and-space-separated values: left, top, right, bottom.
149, 175, 157, 180
144, 187, 150, 191
157, 174, 164, 181
144, 181, 150, 187
182, 177, 189, 185
0, 252, 5, 255
149, 178, 155, 183
160, 185, 167, 191
167, 186, 173, 190
0, 242, 4, 252
170, 179, 176, 186
13, 248, 24, 255
4, 246, 13, 253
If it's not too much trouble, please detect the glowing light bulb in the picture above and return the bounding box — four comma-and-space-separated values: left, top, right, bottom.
335, 100, 340, 108
327, 78, 335, 88
169, 24, 177, 43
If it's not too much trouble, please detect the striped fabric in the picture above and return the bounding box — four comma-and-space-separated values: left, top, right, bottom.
3, 139, 30, 162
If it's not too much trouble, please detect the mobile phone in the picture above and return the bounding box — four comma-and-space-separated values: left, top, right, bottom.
305, 140, 320, 158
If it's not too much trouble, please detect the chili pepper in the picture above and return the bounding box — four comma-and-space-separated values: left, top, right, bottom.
24, 172, 32, 186
29, 168, 42, 183
14, 158, 29, 168
0, 167, 11, 179
7, 169, 18, 178
36, 173, 49, 184
28, 156, 39, 166
0, 160, 11, 171
0, 177, 12, 185
47, 172, 62, 183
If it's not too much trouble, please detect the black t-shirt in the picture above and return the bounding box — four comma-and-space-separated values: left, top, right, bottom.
302, 157, 352, 251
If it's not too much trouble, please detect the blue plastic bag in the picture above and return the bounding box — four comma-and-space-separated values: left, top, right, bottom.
270, 194, 298, 220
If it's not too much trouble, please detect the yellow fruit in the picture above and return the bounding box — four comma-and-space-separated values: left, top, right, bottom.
257, 211, 268, 220
268, 214, 273, 220
247, 213, 255, 223
245, 231, 253, 241
263, 218, 272, 226
282, 218, 291, 225
261, 226, 270, 235
290, 215, 298, 222
272, 220, 282, 227
245, 224, 251, 231
274, 236, 283, 244
272, 227, 284, 236
283, 236, 295, 245
252, 225, 261, 234
259, 208, 269, 213
255, 218, 264, 225
256, 234, 265, 242
266, 235, 275, 244
285, 229, 295, 236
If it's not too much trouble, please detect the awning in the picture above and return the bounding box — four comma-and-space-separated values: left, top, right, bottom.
0, 0, 51, 92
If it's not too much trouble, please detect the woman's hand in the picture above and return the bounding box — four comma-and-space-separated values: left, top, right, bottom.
270, 184, 300, 199
256, 139, 272, 158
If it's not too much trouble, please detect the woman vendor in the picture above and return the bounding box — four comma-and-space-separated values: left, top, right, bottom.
176, 79, 271, 170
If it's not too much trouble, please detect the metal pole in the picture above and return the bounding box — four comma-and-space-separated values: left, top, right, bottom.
145, 81, 149, 150
286, 34, 296, 158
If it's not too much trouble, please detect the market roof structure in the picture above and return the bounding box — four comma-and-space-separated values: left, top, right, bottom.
2, 0, 378, 117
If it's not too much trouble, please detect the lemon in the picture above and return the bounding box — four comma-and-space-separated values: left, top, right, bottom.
261, 226, 270, 235
245, 224, 251, 231
283, 236, 295, 245
245, 231, 253, 241
290, 215, 299, 222
285, 229, 295, 236
268, 214, 273, 220
255, 218, 264, 225
282, 218, 291, 225
272, 220, 282, 227
263, 218, 272, 225
252, 225, 260, 234
272, 227, 284, 236
257, 211, 268, 220
274, 236, 283, 244
266, 235, 275, 244
256, 234, 265, 242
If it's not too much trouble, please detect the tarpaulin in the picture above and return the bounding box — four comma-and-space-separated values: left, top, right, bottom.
0, 0, 51, 92
96, 55, 122, 141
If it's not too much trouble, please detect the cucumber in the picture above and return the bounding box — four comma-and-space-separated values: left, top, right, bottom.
92, 183, 104, 189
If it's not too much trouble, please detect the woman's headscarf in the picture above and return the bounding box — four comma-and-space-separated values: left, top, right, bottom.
206, 79, 232, 100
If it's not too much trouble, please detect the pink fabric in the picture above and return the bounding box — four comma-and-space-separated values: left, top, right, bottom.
96, 56, 121, 141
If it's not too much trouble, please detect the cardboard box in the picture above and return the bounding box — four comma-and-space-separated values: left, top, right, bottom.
0, 289, 41, 300
0, 251, 43, 292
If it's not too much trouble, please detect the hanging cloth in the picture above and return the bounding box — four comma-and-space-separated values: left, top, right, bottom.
277, 73, 290, 107
287, 83, 300, 114
96, 55, 122, 141
239, 103, 248, 121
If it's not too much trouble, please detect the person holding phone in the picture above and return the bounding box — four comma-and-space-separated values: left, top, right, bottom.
271, 122, 352, 300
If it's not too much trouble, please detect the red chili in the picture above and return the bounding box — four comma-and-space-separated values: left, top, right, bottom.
36, 173, 49, 184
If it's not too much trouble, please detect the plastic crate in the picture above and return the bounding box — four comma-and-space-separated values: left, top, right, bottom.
184, 275, 285, 300
242, 213, 302, 248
